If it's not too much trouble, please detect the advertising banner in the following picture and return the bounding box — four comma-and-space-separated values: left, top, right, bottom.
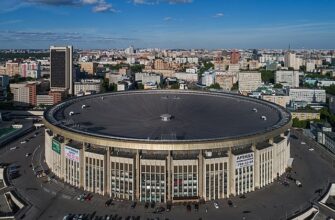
235, 152, 254, 168
64, 146, 80, 162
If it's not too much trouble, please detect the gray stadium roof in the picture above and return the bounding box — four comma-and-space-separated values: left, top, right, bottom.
45, 90, 291, 142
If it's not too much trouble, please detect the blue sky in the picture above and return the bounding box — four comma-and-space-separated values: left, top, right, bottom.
0, 0, 335, 49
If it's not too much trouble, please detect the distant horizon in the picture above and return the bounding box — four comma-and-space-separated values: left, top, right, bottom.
0, 47, 334, 51
1, 0, 335, 49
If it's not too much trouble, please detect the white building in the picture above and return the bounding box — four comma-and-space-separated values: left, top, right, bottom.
175, 72, 198, 82
238, 72, 262, 93
74, 79, 102, 96
135, 72, 162, 85
306, 61, 316, 72
117, 82, 128, 91
317, 80, 335, 87
284, 52, 297, 70
228, 64, 240, 73
201, 71, 215, 87
324, 132, 335, 154
275, 71, 299, 88
125, 46, 134, 55
20, 61, 41, 78
289, 88, 326, 104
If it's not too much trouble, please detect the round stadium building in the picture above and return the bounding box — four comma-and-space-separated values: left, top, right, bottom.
43, 90, 292, 203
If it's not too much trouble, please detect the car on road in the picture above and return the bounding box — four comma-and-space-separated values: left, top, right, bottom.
105, 198, 112, 206
84, 193, 93, 201
25, 153, 31, 157
186, 204, 191, 212
296, 180, 302, 187
227, 200, 233, 207
131, 201, 137, 209
194, 203, 199, 211
20, 141, 26, 144
144, 202, 149, 209
166, 203, 171, 212
301, 142, 306, 145
150, 201, 156, 208
10, 146, 18, 150
239, 194, 246, 199
154, 206, 165, 213
63, 214, 73, 220
213, 202, 219, 209
309, 148, 314, 151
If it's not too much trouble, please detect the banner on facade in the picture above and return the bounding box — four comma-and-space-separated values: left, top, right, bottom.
235, 152, 254, 168
52, 139, 61, 154
64, 146, 80, 162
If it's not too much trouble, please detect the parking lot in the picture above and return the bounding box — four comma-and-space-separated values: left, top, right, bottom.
0, 128, 335, 220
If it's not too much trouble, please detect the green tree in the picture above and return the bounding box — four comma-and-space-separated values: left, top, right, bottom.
170, 83, 180, 90
198, 61, 214, 77
292, 118, 309, 128
208, 83, 221, 90
324, 84, 335, 95
261, 70, 275, 83
273, 83, 283, 89
130, 64, 145, 73
232, 82, 239, 90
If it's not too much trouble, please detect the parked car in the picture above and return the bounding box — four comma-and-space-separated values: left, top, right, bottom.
144, 202, 149, 209
194, 203, 199, 211
105, 199, 112, 207
227, 200, 233, 207
166, 203, 171, 212
131, 202, 137, 209
186, 204, 191, 212
154, 206, 165, 213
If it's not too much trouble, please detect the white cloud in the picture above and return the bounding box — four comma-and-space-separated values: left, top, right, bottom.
132, 0, 192, 5
213, 12, 224, 18
93, 1, 116, 12
82, 0, 99, 4
163, 16, 173, 21
19, 0, 117, 13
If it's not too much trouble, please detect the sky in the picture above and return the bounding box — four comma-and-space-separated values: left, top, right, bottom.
0, 0, 335, 49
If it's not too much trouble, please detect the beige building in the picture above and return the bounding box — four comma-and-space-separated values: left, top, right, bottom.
79, 62, 98, 75
6, 62, 20, 77
262, 95, 290, 108
215, 74, 234, 91
291, 111, 320, 121
238, 72, 262, 93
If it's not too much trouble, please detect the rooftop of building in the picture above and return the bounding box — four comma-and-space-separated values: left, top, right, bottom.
45, 90, 291, 143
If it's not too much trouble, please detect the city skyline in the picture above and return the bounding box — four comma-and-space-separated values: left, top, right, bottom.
1, 0, 335, 49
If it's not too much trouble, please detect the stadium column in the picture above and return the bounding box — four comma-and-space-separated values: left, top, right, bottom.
252, 144, 259, 189
228, 148, 234, 197
135, 150, 140, 201
60, 140, 66, 180
80, 143, 85, 189
106, 147, 111, 196
167, 151, 172, 202
269, 137, 276, 180
198, 150, 204, 200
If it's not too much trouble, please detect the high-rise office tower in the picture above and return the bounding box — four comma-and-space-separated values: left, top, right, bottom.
50, 46, 73, 95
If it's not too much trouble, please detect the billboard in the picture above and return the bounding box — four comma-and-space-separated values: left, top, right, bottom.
52, 139, 61, 154
235, 152, 254, 169
64, 146, 80, 162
